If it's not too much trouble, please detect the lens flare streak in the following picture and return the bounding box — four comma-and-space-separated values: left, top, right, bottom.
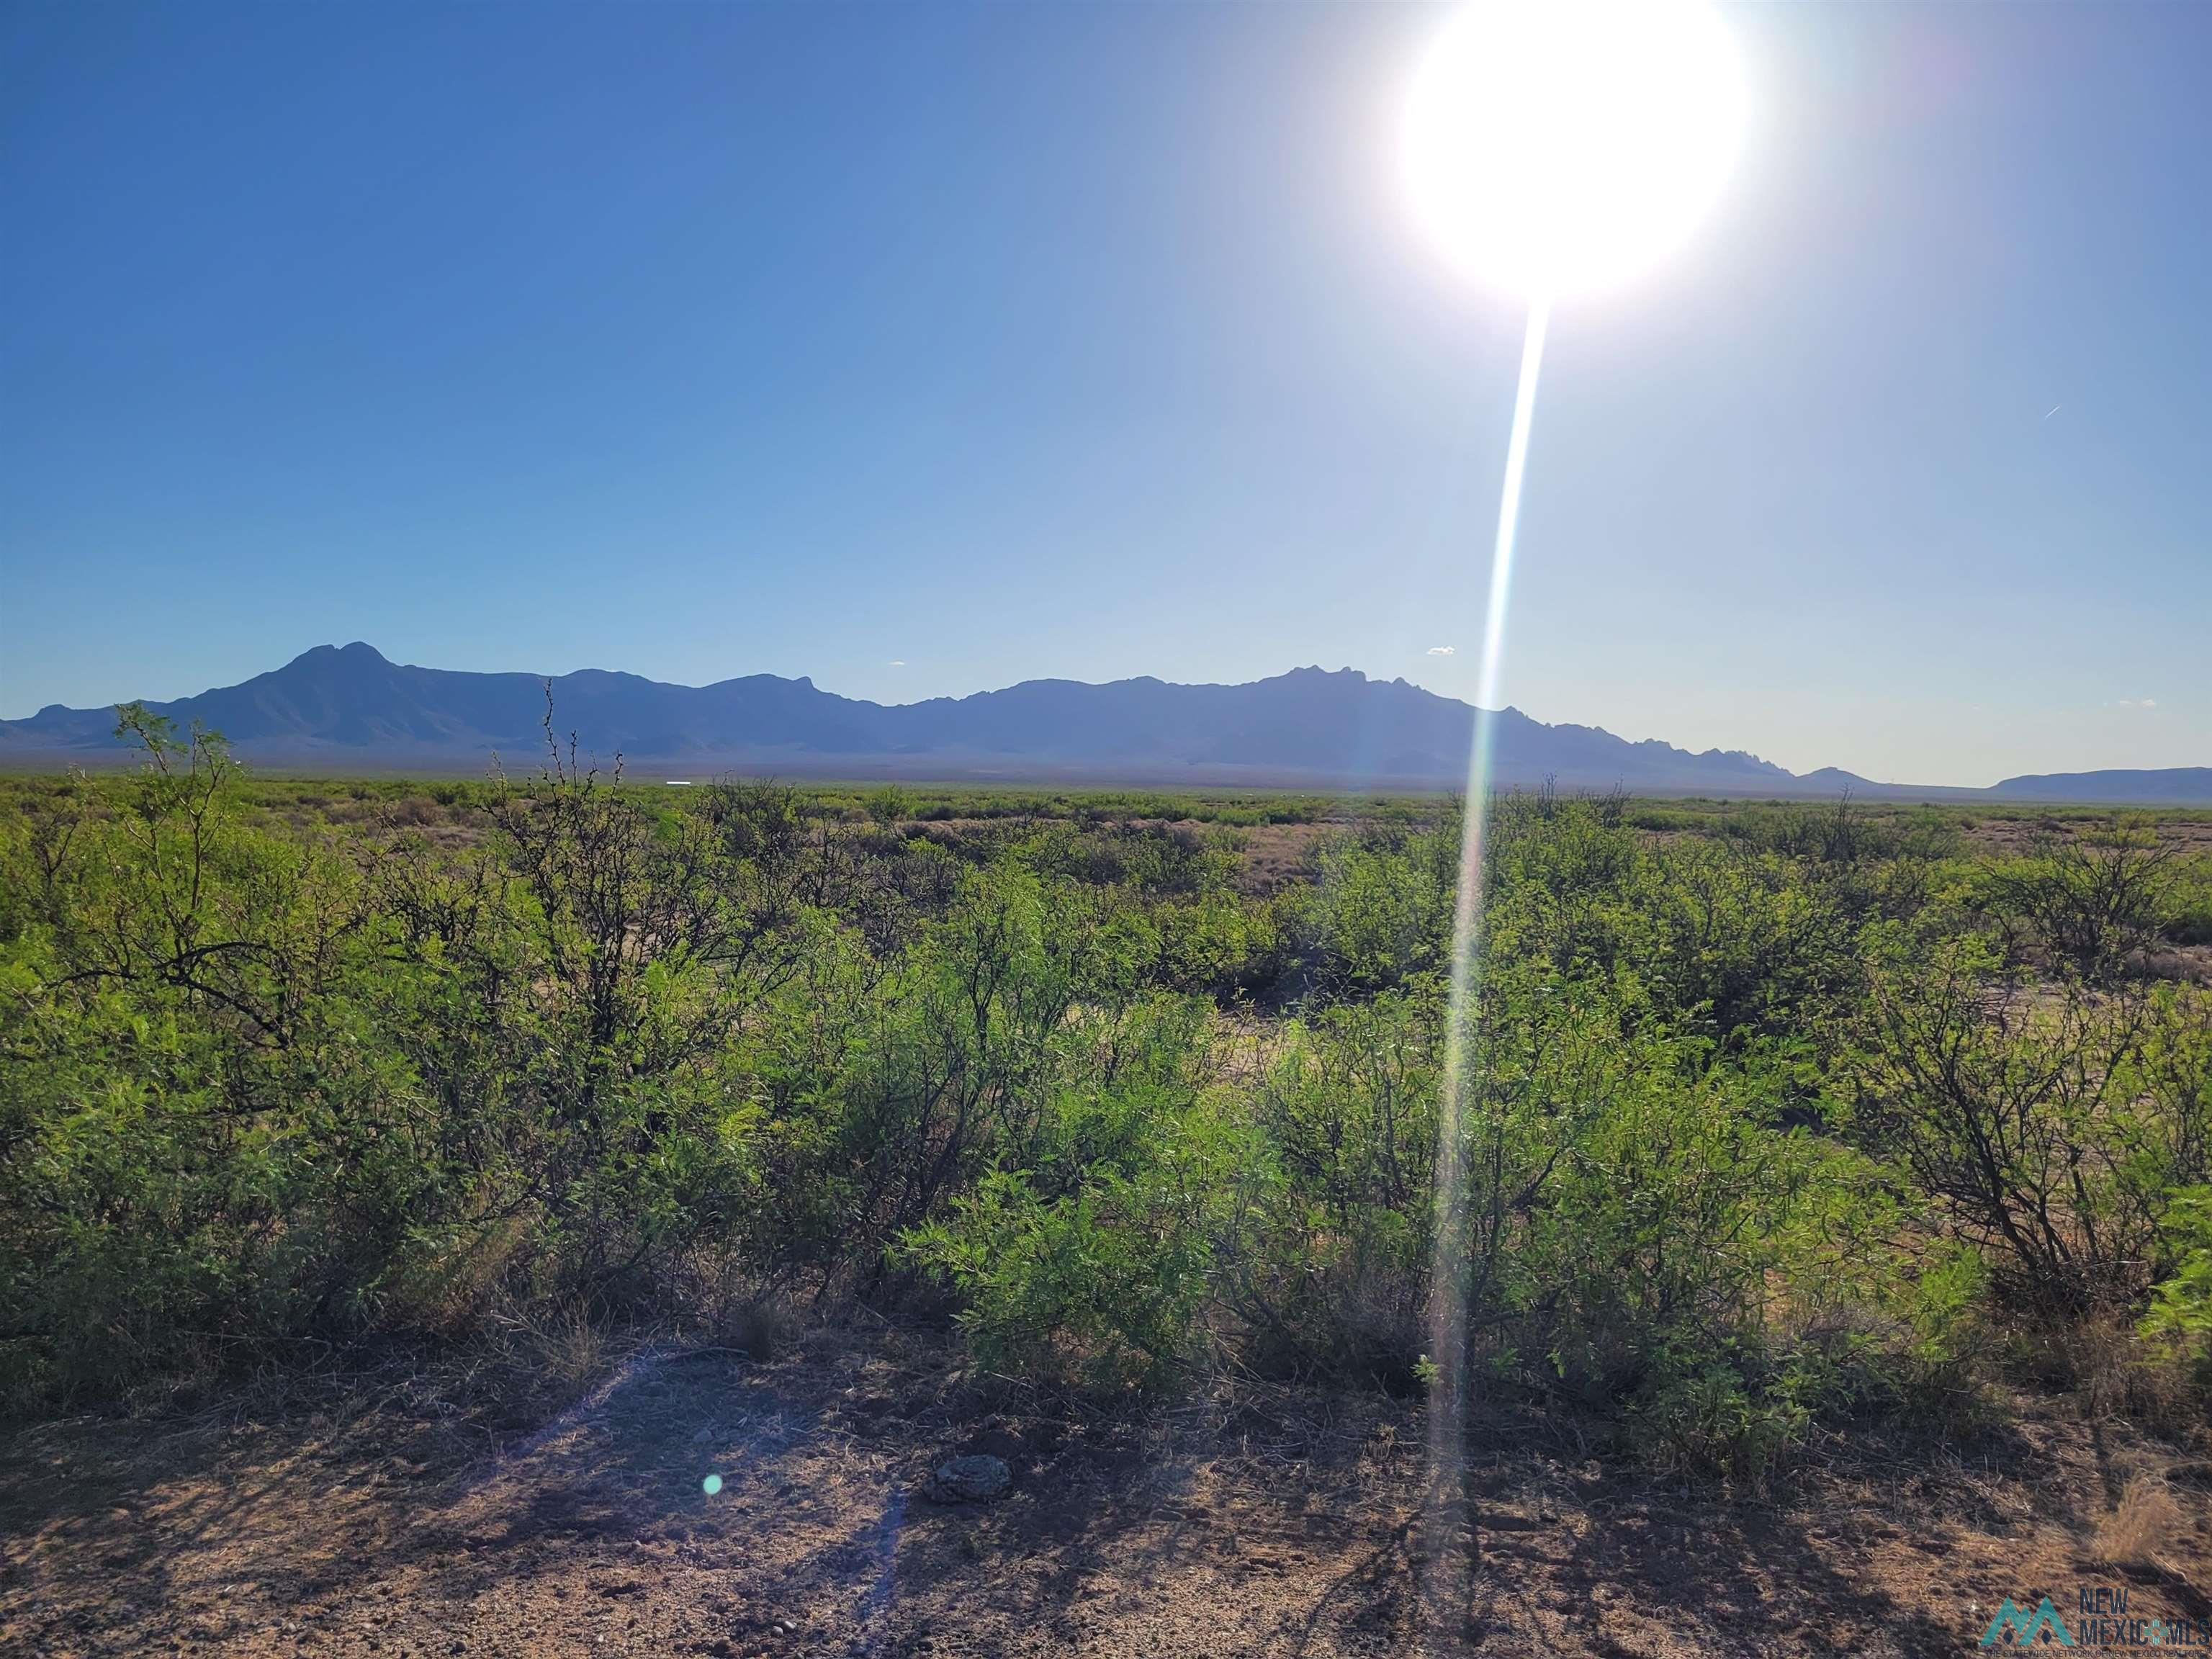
1424, 295, 1550, 1632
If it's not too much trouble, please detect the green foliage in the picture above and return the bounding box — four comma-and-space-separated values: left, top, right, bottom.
1440, 970, 1892, 1414
1975, 822, 2177, 984
4, 752, 2208, 1456
0, 712, 428, 1396
1848, 937, 2210, 1313
1274, 829, 1455, 998
1629, 1339, 1823, 1487
1901, 1238, 1995, 1374
896, 997, 1239, 1389
2142, 1187, 2212, 1352
1232, 989, 1439, 1385
2164, 854, 2212, 948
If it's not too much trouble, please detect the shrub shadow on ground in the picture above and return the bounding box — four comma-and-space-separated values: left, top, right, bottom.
4, 1334, 2206, 1658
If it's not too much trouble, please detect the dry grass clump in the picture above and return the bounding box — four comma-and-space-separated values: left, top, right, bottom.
2067, 1319, 2209, 1439
2093, 1475, 2186, 1573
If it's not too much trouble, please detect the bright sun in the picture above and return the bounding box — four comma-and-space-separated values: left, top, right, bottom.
1401, 0, 1747, 300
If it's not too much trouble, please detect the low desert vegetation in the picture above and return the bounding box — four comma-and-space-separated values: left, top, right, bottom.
3, 709, 2208, 1489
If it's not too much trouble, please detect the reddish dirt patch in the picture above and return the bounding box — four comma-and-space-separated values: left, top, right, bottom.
1236, 823, 1336, 895
1958, 816, 2212, 855
4, 1334, 2207, 1658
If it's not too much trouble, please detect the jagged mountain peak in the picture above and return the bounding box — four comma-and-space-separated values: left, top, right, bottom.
2, 646, 2203, 801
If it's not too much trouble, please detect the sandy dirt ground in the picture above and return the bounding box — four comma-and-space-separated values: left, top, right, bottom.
3, 1331, 2208, 1659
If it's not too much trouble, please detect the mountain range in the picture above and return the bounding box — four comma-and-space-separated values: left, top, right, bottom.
1, 643, 2206, 802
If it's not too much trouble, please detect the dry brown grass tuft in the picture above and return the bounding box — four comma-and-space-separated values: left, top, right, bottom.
2094, 1475, 2186, 1573
2069, 1318, 2209, 1438
503, 1305, 609, 1391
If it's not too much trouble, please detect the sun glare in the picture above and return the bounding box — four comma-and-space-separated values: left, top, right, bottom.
1401, 0, 1747, 299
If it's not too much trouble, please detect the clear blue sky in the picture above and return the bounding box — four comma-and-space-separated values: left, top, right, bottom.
3, 1, 2206, 786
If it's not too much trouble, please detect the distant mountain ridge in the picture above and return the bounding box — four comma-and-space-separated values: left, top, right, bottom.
1, 643, 2204, 802
1984, 768, 2212, 804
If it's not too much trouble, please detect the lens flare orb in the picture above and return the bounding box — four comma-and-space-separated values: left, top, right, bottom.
1400, 0, 1747, 298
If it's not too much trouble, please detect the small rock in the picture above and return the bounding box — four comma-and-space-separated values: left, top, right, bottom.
920, 1454, 1011, 1503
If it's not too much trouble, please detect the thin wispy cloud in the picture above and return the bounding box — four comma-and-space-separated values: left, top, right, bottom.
1426, 644, 1455, 656
887, 660, 907, 667
2113, 697, 2158, 709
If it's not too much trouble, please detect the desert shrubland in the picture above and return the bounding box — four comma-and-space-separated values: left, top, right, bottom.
3, 714, 2208, 1485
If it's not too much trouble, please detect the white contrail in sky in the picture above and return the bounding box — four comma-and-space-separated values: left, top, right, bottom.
2044, 404, 2062, 421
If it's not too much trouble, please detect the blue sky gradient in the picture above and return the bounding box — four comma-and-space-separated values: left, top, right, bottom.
3, 1, 2206, 785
